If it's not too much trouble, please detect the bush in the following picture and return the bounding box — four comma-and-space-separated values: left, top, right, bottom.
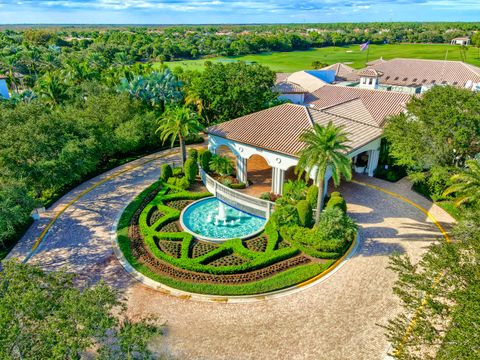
199, 149, 213, 172
221, 178, 232, 187
260, 192, 271, 201
184, 158, 198, 183
209, 155, 234, 176
306, 185, 318, 208
283, 180, 308, 202
172, 167, 183, 177
326, 193, 347, 214
270, 204, 300, 229
280, 207, 356, 256
167, 176, 190, 190
296, 200, 313, 228
229, 182, 246, 189
187, 148, 198, 161
160, 164, 173, 182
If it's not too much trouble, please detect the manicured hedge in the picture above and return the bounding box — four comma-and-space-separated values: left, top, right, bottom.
229, 182, 246, 189
116, 181, 347, 295
326, 192, 347, 213
297, 200, 312, 228
160, 164, 173, 182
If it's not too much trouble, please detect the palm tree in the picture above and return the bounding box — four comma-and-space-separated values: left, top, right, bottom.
209, 155, 234, 176
443, 159, 480, 206
156, 106, 202, 166
296, 122, 352, 225
37, 72, 67, 106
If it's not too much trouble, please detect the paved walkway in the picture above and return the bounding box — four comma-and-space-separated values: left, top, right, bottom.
7, 148, 455, 360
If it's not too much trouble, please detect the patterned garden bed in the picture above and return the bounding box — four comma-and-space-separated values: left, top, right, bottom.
117, 181, 354, 295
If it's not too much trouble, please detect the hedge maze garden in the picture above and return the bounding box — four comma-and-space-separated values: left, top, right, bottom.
117, 181, 356, 296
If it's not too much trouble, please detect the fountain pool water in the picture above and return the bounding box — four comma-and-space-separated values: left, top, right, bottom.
180, 197, 266, 242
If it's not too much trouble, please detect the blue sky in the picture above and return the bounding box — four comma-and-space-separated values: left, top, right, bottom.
0, 0, 478, 24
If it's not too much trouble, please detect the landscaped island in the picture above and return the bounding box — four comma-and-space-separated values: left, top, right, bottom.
117, 149, 357, 296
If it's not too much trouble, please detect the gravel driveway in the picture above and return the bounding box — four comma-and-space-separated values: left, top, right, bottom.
7, 147, 454, 360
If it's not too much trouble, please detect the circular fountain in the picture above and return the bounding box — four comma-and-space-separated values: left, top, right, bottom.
180, 197, 266, 242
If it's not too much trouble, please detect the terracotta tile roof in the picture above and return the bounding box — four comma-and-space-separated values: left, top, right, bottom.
207, 103, 383, 157
366, 58, 387, 66
305, 85, 412, 127
308, 108, 383, 153
322, 63, 359, 81
368, 58, 480, 87
357, 68, 382, 77
275, 73, 291, 84
274, 81, 308, 94
321, 98, 377, 127
207, 104, 312, 157
284, 71, 328, 92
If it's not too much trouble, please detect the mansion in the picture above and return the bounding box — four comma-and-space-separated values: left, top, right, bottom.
206, 58, 480, 196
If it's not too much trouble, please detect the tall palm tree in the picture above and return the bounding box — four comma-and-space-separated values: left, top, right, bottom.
443, 159, 480, 206
156, 106, 203, 166
296, 122, 352, 225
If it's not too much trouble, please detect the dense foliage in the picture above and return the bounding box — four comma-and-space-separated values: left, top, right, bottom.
1, 23, 479, 71
0, 261, 161, 359
386, 208, 480, 359
384, 86, 480, 205
183, 61, 277, 124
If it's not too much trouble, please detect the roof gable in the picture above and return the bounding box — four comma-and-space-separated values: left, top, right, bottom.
305, 85, 411, 127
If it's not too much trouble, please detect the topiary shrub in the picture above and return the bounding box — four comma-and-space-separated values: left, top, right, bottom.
306, 185, 318, 208
184, 158, 198, 183
229, 182, 246, 189
269, 204, 300, 229
296, 200, 313, 228
187, 148, 198, 161
199, 150, 213, 172
167, 176, 190, 190
172, 167, 183, 177
160, 164, 173, 182
326, 193, 347, 214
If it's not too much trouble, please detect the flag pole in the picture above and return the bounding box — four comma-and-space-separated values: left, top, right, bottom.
366, 43, 370, 65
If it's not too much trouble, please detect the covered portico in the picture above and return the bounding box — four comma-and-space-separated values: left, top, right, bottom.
206, 103, 383, 198
208, 134, 381, 197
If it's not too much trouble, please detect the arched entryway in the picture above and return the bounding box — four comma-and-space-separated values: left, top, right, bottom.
216, 144, 238, 175
241, 154, 272, 196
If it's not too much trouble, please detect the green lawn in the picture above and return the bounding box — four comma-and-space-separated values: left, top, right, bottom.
162, 44, 480, 73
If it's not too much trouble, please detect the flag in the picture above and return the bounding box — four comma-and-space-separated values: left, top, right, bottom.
360, 41, 370, 51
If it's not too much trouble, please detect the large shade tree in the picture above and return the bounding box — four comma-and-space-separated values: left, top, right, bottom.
185, 61, 277, 125
384, 86, 480, 171
296, 122, 352, 225
0, 261, 162, 359
156, 106, 202, 165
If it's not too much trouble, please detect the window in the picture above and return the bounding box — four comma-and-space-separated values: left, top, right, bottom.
394, 77, 399, 80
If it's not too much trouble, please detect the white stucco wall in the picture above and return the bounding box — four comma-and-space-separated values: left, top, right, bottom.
208, 134, 382, 193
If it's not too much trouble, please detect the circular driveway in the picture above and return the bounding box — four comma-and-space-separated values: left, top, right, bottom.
7, 147, 454, 360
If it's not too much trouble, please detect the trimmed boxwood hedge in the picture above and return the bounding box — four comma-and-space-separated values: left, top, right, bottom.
117, 180, 353, 295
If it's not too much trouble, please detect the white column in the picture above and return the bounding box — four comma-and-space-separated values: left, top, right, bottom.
236, 157, 248, 184
271, 167, 285, 195
367, 149, 380, 177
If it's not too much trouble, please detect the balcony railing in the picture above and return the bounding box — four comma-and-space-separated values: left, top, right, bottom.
200, 168, 275, 219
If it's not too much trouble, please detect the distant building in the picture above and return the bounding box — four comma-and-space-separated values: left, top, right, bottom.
451, 37, 470, 46
0, 75, 10, 100
364, 58, 480, 93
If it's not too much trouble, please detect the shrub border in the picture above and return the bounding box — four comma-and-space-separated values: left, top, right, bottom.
114, 181, 359, 300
